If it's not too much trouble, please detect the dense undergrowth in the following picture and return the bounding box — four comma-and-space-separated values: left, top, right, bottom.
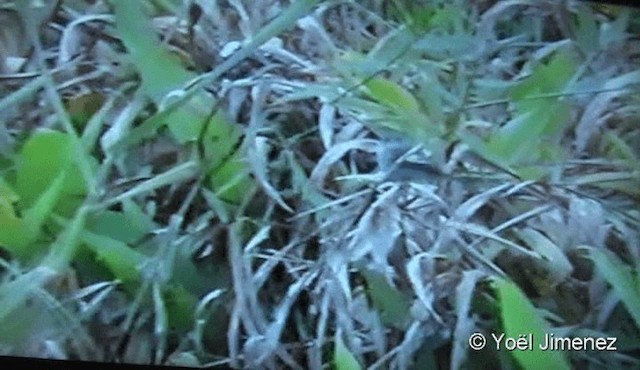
0, 0, 639, 369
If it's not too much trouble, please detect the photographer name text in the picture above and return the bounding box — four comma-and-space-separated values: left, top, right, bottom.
491, 333, 617, 351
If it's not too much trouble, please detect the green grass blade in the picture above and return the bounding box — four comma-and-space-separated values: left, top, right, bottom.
42, 205, 89, 272
111, 0, 192, 101
0, 74, 47, 112
334, 334, 362, 370
80, 229, 147, 286
361, 268, 411, 330
589, 247, 640, 330
16, 130, 87, 214
0, 266, 57, 323
153, 283, 169, 364
492, 277, 571, 370
19, 170, 68, 253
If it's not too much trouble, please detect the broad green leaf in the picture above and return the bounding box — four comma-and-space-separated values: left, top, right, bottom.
488, 102, 569, 168
122, 199, 157, 232
361, 268, 412, 330
364, 77, 420, 112
456, 130, 518, 178
430, 3, 466, 33
112, 0, 209, 142
332, 28, 443, 143
332, 51, 376, 78
0, 182, 30, 253
112, 0, 253, 205
334, 335, 362, 370
200, 111, 246, 178
460, 51, 576, 180
510, 51, 576, 105
2, 170, 69, 260
492, 277, 571, 370
472, 78, 517, 101
1, 165, 81, 262
111, 1, 191, 101
16, 130, 86, 215
86, 210, 150, 245
367, 26, 415, 71
81, 230, 146, 286
395, 3, 436, 33
589, 248, 640, 330
168, 217, 231, 296
163, 284, 198, 332
207, 152, 254, 204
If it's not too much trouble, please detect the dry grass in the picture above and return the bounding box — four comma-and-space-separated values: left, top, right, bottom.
0, 1, 639, 369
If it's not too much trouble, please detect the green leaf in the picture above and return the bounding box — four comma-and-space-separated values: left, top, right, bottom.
334, 335, 362, 370
361, 268, 412, 329
0, 177, 18, 203
460, 51, 576, 180
604, 132, 640, 171
0, 266, 57, 323
492, 277, 571, 370
200, 111, 243, 173
510, 51, 576, 104
589, 248, 640, 330
0, 179, 31, 254
573, 5, 600, 53
1, 164, 81, 262
81, 230, 147, 286
364, 77, 420, 112
163, 284, 198, 332
21, 170, 68, 238
16, 130, 87, 215
516, 229, 573, 287
488, 102, 569, 169
207, 152, 254, 204
111, 1, 192, 102
112, 0, 207, 142
86, 209, 150, 245
456, 130, 518, 178
4, 170, 69, 260
111, 0, 253, 205
122, 199, 157, 232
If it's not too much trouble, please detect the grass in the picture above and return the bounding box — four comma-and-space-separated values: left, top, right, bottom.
0, 0, 639, 368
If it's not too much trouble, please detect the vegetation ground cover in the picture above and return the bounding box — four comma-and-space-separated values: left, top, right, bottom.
0, 1, 639, 369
